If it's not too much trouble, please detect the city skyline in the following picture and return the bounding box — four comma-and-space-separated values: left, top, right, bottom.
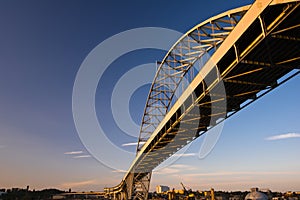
0, 0, 300, 193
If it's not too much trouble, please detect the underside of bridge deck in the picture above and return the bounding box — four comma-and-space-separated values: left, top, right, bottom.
104, 1, 300, 199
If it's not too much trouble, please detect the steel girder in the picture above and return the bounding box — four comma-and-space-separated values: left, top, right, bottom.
105, 0, 300, 199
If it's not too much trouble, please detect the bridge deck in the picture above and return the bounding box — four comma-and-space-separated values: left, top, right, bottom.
105, 0, 300, 199
130, 0, 300, 177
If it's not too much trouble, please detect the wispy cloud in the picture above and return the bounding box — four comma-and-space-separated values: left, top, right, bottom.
185, 171, 300, 177
172, 153, 196, 157
122, 141, 145, 147
60, 180, 98, 188
154, 167, 179, 174
112, 169, 127, 173
170, 164, 196, 170
64, 151, 84, 155
64, 150, 92, 159
154, 164, 197, 174
73, 155, 92, 159
265, 133, 300, 141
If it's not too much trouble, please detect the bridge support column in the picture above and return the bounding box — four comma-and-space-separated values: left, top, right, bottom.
131, 172, 152, 200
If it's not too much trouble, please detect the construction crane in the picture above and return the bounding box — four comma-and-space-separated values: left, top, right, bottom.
180, 182, 187, 194
168, 182, 196, 200
180, 182, 195, 200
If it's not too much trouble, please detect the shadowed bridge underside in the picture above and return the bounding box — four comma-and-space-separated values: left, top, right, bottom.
105, 0, 300, 199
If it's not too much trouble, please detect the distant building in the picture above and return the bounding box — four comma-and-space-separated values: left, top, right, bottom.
156, 185, 170, 193
272, 197, 284, 200
245, 188, 268, 200
287, 198, 298, 200
230, 195, 243, 200
215, 195, 228, 200
11, 188, 21, 192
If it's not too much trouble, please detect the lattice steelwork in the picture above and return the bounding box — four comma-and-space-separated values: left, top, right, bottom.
136, 6, 248, 152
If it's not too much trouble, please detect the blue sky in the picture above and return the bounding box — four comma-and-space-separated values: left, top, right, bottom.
0, 0, 300, 192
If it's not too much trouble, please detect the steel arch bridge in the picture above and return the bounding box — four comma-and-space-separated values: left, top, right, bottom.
104, 0, 300, 199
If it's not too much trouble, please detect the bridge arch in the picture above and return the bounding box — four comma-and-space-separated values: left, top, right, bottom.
105, 0, 300, 199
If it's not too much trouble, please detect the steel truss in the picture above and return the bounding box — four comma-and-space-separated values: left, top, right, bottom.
104, 0, 300, 199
